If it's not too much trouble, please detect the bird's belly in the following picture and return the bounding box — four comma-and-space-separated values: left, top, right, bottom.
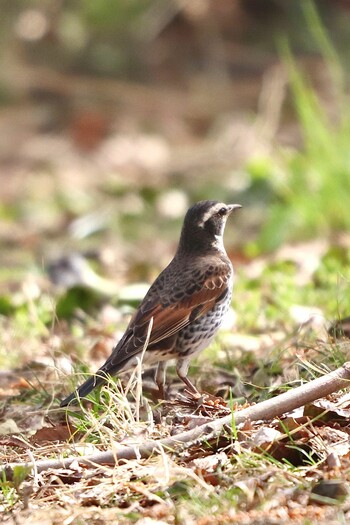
176, 289, 232, 357
115, 349, 172, 376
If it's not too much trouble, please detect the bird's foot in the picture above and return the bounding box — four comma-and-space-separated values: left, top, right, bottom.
157, 384, 168, 400
173, 389, 229, 417
183, 387, 202, 400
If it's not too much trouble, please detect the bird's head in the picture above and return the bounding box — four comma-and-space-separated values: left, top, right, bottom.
179, 200, 242, 253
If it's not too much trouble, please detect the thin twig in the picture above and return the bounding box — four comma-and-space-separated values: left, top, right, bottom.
3, 362, 350, 478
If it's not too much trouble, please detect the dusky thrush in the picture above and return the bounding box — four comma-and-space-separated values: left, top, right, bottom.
60, 200, 241, 406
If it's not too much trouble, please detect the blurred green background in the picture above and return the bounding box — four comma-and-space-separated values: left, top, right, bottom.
1, 0, 350, 291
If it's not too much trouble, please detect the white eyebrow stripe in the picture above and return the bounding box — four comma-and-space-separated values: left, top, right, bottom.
198, 205, 222, 226
201, 210, 213, 223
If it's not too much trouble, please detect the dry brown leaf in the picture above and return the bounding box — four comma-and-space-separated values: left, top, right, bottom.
305, 398, 350, 421
10, 377, 32, 390
191, 451, 228, 485
30, 423, 76, 444
251, 426, 284, 447
308, 427, 350, 460
0, 435, 31, 448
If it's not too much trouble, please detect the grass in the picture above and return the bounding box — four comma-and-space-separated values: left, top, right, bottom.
64, 375, 158, 445
245, 0, 350, 254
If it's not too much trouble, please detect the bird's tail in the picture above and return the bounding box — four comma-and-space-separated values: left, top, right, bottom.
60, 371, 108, 407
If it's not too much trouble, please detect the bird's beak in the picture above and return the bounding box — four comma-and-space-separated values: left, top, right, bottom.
227, 204, 242, 214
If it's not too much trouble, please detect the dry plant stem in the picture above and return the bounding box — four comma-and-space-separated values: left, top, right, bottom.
4, 362, 350, 478
135, 317, 153, 423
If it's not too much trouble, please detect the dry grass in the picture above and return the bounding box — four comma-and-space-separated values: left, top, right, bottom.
2, 324, 350, 524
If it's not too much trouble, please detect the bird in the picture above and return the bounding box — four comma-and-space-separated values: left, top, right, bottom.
60, 200, 241, 406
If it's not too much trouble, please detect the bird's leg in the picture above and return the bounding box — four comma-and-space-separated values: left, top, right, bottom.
155, 361, 167, 399
176, 358, 201, 397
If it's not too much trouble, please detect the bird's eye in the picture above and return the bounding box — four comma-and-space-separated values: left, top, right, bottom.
217, 207, 227, 216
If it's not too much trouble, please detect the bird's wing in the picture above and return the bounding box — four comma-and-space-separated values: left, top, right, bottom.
100, 268, 230, 373
149, 272, 230, 344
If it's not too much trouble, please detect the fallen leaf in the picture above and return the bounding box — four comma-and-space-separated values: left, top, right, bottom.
310, 480, 348, 504
308, 427, 350, 460
0, 435, 31, 448
305, 398, 350, 421
10, 377, 31, 390
30, 423, 76, 443
252, 426, 284, 447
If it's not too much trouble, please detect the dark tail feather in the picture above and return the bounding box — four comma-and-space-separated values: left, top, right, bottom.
60, 372, 108, 407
